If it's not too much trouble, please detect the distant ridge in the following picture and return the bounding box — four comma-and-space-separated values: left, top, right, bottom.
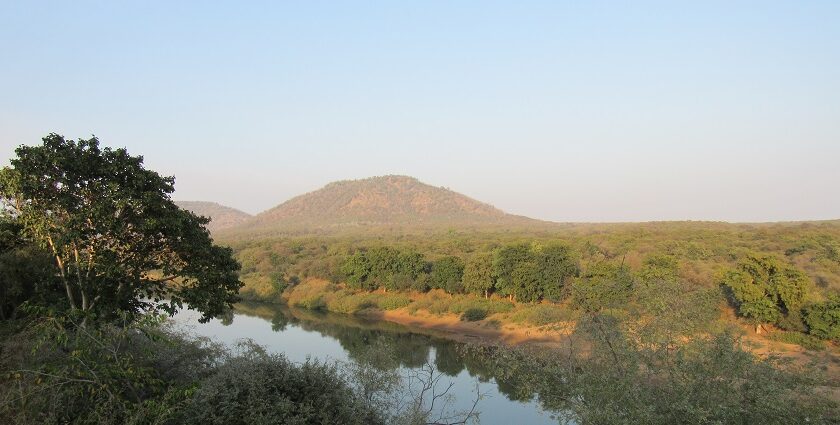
224, 175, 544, 236
175, 201, 252, 232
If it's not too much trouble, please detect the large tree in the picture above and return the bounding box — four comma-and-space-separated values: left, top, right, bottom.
429, 255, 464, 295
0, 134, 242, 323
463, 253, 494, 298
722, 253, 810, 333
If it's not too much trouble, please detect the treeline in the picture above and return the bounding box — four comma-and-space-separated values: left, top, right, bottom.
340, 243, 578, 303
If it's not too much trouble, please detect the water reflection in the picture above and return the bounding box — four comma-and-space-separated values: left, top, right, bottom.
197, 301, 558, 425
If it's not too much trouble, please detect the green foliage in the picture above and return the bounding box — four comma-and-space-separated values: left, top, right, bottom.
766, 330, 827, 351
491, 243, 531, 299
0, 314, 386, 425
0, 218, 60, 320
326, 291, 376, 314
375, 294, 412, 310
803, 294, 840, 340
185, 353, 383, 425
491, 243, 578, 303
294, 294, 327, 311
0, 134, 242, 323
341, 247, 429, 292
571, 263, 634, 312
633, 279, 722, 341
448, 297, 514, 315
460, 308, 487, 322
510, 304, 577, 326
638, 253, 679, 282
534, 243, 579, 302
462, 252, 494, 297
722, 253, 810, 328
0, 314, 220, 425
429, 255, 464, 294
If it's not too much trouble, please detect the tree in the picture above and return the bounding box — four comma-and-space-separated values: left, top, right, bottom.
638, 254, 679, 283
429, 256, 464, 295
463, 253, 494, 298
342, 251, 376, 291
0, 134, 242, 323
492, 244, 531, 301
511, 259, 542, 303
535, 244, 579, 302
571, 262, 634, 312
803, 295, 840, 340
722, 253, 810, 333
0, 218, 59, 320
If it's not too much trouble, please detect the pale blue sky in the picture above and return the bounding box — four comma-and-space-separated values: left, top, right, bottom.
1, 1, 838, 222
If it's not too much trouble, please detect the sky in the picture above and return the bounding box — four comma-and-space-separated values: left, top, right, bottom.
1, 1, 838, 222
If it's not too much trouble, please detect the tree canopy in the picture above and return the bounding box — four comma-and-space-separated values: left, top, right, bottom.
722, 253, 809, 332
0, 134, 242, 323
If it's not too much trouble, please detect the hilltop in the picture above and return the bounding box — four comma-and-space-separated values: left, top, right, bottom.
222, 175, 544, 237
175, 201, 252, 232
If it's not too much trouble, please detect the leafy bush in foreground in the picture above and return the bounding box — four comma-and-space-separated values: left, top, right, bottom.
461, 308, 487, 322
804, 295, 840, 340
185, 353, 382, 425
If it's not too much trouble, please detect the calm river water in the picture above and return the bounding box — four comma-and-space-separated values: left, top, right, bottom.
173, 301, 560, 425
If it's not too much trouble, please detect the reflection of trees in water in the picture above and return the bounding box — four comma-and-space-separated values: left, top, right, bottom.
430, 340, 464, 377
227, 302, 838, 423
232, 302, 543, 409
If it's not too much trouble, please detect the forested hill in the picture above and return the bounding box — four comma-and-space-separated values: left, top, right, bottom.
222, 175, 545, 237
175, 201, 253, 232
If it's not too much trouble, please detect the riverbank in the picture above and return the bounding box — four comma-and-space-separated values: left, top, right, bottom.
359, 308, 569, 347
245, 278, 840, 376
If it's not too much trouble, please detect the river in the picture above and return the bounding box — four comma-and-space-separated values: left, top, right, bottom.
173, 301, 561, 425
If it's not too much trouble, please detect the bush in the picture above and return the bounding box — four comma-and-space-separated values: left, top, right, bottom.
428, 298, 454, 315
767, 331, 826, 351
286, 279, 336, 311
185, 354, 383, 425
294, 294, 327, 311
461, 308, 488, 322
449, 297, 514, 316
511, 304, 576, 326
804, 295, 840, 340
0, 316, 221, 425
571, 276, 633, 312
326, 291, 376, 314
376, 294, 412, 310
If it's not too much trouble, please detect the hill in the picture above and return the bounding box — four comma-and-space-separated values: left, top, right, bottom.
223, 175, 545, 237
175, 201, 253, 232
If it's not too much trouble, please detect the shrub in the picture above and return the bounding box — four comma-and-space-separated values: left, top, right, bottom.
571, 276, 633, 312
326, 292, 376, 314
376, 294, 412, 310
461, 308, 487, 322
185, 353, 383, 425
767, 331, 826, 351
295, 294, 327, 311
449, 297, 514, 316
428, 298, 454, 315
511, 304, 576, 326
804, 295, 840, 340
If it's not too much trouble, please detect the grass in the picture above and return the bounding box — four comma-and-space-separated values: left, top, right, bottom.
767, 330, 827, 351
510, 304, 578, 326
376, 293, 412, 310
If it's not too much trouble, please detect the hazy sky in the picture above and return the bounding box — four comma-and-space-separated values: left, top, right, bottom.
1, 1, 838, 222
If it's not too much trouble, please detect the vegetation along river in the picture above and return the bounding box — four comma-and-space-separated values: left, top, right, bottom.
174, 301, 560, 425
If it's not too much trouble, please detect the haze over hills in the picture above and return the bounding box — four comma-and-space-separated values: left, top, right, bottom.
174, 201, 252, 232
214, 175, 546, 237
